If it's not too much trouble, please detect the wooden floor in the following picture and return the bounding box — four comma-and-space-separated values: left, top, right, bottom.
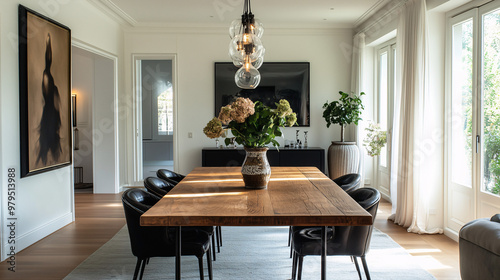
376, 200, 460, 280
0, 194, 460, 279
0, 193, 125, 280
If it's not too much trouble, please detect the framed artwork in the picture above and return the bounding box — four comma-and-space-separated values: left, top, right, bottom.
19, 5, 72, 178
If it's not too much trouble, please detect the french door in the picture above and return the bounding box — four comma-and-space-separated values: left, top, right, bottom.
446, 1, 500, 238
376, 41, 396, 199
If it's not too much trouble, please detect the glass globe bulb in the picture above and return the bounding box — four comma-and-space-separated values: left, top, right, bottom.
235, 65, 261, 89
228, 34, 244, 62
252, 19, 264, 38
252, 56, 264, 69
233, 55, 264, 68
229, 19, 242, 39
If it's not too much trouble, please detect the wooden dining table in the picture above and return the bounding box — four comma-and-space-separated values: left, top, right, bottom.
141, 166, 373, 280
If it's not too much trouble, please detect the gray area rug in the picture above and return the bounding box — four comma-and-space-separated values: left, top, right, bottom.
64, 226, 435, 280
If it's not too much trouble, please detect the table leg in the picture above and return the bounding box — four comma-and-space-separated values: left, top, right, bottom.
176, 226, 181, 280
321, 226, 326, 280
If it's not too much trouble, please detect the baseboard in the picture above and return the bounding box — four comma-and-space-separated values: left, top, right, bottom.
2, 212, 73, 261
380, 192, 391, 202
444, 227, 459, 242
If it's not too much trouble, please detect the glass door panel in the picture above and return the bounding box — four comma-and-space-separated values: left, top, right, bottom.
451, 19, 474, 189
379, 51, 388, 168
481, 9, 500, 196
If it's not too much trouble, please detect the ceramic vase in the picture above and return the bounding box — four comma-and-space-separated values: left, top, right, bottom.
327, 141, 359, 180
241, 147, 271, 189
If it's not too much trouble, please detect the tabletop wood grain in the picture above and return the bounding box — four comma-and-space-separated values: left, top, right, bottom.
140, 167, 372, 227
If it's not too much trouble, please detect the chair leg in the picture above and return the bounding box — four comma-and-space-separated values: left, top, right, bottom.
288, 226, 292, 246
361, 256, 371, 280
218, 226, 222, 247
133, 258, 142, 280
139, 257, 147, 280
353, 256, 362, 280
198, 256, 204, 280
297, 254, 304, 280
212, 233, 216, 261
216, 227, 221, 253
207, 246, 213, 280
291, 251, 297, 280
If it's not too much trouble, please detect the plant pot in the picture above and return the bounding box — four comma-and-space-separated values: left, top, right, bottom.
241, 147, 271, 189
327, 141, 359, 180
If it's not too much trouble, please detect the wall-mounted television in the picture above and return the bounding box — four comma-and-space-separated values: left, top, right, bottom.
215, 62, 310, 126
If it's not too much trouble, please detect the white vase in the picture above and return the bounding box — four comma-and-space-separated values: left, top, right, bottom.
327, 141, 359, 180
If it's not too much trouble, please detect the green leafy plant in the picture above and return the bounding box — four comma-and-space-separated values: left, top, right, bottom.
363, 122, 387, 157
323, 91, 365, 142
203, 98, 297, 148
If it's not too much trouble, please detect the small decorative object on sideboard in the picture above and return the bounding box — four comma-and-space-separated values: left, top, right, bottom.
203, 97, 297, 188
304, 131, 308, 148
323, 91, 364, 180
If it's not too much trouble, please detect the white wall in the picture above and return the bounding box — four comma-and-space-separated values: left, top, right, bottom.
121, 28, 354, 182
0, 0, 123, 260
93, 55, 119, 193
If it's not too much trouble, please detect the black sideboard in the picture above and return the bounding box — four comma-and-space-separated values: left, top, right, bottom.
202, 147, 325, 173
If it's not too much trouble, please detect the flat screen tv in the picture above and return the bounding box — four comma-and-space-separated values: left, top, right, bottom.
215, 62, 310, 126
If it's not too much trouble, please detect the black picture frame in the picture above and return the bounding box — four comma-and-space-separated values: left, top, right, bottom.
214, 62, 311, 126
19, 5, 72, 178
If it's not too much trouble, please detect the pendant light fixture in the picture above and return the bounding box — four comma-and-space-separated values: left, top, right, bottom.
228, 0, 264, 89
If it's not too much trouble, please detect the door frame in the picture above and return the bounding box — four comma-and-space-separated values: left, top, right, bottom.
374, 39, 396, 201
72, 39, 120, 194
132, 54, 179, 183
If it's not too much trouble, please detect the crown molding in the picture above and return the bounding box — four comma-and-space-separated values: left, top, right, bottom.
88, 0, 137, 27
354, 0, 393, 28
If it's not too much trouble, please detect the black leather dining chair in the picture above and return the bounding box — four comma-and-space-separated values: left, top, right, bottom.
291, 187, 381, 280
155, 169, 222, 258
157, 169, 185, 184
143, 177, 175, 199
122, 189, 213, 280
333, 173, 361, 194
287, 173, 362, 253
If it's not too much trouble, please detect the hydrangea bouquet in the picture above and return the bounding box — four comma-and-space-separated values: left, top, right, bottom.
363, 122, 387, 157
203, 97, 297, 148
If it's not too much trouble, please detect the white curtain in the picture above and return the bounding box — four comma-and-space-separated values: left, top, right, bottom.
350, 32, 366, 186
388, 0, 442, 234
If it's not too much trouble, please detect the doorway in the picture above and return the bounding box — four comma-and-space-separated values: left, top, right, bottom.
133, 55, 177, 181
72, 44, 119, 193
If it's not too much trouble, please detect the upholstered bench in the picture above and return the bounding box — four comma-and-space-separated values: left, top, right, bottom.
459, 214, 500, 280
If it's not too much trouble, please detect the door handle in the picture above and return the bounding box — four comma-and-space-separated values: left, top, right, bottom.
476, 135, 480, 154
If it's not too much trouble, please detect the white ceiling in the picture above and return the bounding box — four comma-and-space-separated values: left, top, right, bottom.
94, 0, 391, 29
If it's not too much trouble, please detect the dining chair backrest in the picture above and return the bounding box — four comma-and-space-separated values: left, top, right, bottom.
332, 173, 361, 193
144, 177, 175, 198
157, 169, 185, 184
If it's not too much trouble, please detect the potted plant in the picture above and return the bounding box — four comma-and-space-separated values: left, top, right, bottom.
322, 91, 365, 179
203, 97, 296, 188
